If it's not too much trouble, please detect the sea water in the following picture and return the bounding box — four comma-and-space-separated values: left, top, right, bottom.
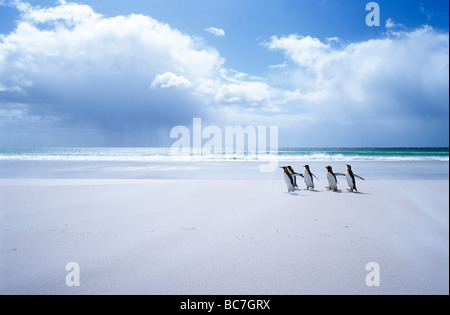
0, 147, 448, 179
0, 147, 448, 162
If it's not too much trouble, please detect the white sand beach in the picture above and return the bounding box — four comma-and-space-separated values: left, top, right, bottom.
0, 162, 448, 295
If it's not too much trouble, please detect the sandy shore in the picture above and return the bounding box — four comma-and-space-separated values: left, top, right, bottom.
1, 177, 448, 295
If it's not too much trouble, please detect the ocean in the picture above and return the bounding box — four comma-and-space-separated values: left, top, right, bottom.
0, 147, 448, 179
0, 147, 448, 162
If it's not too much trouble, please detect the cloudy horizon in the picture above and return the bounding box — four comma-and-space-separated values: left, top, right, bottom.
0, 0, 448, 148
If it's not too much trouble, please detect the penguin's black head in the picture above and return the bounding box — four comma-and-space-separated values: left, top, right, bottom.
346, 164, 352, 170
326, 166, 333, 172
304, 165, 310, 170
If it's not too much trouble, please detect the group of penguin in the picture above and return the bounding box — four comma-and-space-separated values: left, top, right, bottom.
280, 165, 365, 193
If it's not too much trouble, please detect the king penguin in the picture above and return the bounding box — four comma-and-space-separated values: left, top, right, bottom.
281, 166, 302, 193
345, 164, 365, 192
303, 165, 319, 190
287, 166, 303, 189
325, 166, 345, 192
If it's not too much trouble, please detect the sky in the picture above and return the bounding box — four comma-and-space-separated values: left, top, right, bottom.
0, 0, 448, 148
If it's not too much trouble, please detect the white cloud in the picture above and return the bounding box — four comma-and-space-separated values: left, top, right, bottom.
0, 1, 282, 146
385, 18, 406, 30
0, 1, 229, 145
0, 3, 224, 88
151, 72, 192, 89
0, 84, 22, 92
211, 69, 282, 111
266, 35, 330, 67
18, 0, 101, 26
268, 62, 287, 69
205, 27, 225, 37
193, 78, 219, 95
216, 81, 276, 105
266, 27, 449, 144
385, 18, 395, 29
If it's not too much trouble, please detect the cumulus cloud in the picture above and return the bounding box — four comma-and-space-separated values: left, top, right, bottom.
385, 18, 396, 29
0, 1, 277, 146
216, 82, 277, 107
266, 27, 449, 146
205, 27, 225, 37
266, 35, 331, 67
18, 0, 100, 26
151, 72, 193, 89
213, 69, 283, 111
385, 18, 406, 30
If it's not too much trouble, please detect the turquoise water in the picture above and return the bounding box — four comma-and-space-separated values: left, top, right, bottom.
0, 147, 448, 179
0, 147, 448, 162
278, 147, 449, 161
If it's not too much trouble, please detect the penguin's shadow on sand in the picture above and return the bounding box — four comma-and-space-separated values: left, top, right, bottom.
328, 189, 369, 194
325, 189, 369, 194
285, 189, 371, 195
346, 190, 371, 195
324, 188, 343, 193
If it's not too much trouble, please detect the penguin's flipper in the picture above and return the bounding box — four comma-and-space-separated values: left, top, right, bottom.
355, 175, 365, 180
335, 173, 346, 176
312, 174, 320, 181
294, 173, 304, 178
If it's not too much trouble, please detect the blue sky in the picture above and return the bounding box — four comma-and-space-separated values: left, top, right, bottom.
0, 0, 448, 147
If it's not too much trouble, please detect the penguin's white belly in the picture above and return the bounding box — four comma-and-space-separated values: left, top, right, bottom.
346, 173, 354, 189
284, 173, 295, 192
327, 173, 338, 190
304, 172, 314, 188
